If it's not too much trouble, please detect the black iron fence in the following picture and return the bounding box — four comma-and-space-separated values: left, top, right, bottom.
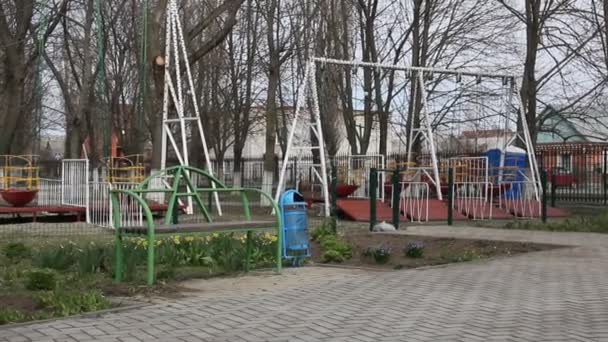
536, 143, 608, 205
39, 143, 608, 205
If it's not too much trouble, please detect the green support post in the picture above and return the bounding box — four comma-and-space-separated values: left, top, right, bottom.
551, 173, 556, 208
541, 169, 548, 223
369, 168, 378, 231
391, 168, 400, 230
447, 167, 454, 226
602, 150, 608, 205
331, 162, 338, 233
171, 199, 179, 224
111, 193, 124, 283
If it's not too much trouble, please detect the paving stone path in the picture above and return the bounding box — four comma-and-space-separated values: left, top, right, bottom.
2, 226, 608, 342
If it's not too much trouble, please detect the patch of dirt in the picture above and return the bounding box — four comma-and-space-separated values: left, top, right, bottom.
311, 233, 562, 269
101, 282, 189, 299
0, 294, 42, 313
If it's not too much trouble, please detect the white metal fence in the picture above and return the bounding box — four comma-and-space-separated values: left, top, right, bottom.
453, 181, 493, 220
498, 181, 542, 218
399, 182, 430, 222
88, 182, 143, 228
37, 179, 63, 207
61, 159, 89, 221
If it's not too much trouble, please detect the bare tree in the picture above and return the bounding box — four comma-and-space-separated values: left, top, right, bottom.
0, 0, 66, 154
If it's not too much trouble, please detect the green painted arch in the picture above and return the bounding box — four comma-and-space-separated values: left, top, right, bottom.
137, 165, 229, 190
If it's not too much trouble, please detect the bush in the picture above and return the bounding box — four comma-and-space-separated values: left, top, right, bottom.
25, 269, 57, 291
405, 241, 425, 258
0, 309, 26, 324
37, 290, 110, 317
311, 219, 336, 241
4, 242, 30, 261
318, 235, 352, 263
33, 243, 78, 271
320, 236, 352, 259
322, 250, 345, 263
364, 245, 392, 264
78, 242, 111, 275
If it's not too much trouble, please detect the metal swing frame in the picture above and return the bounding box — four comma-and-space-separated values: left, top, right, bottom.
159, 0, 221, 215
275, 57, 541, 214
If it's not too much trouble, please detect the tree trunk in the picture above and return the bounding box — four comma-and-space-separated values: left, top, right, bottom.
0, 68, 25, 154
149, 1, 168, 170
262, 56, 279, 204
521, 0, 540, 146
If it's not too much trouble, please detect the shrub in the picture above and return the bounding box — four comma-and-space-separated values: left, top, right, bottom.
322, 250, 345, 263
364, 245, 392, 264
320, 235, 353, 262
77, 242, 111, 275
25, 269, 57, 291
319, 235, 352, 261
311, 219, 336, 241
4, 242, 30, 261
405, 241, 425, 258
0, 309, 26, 324
37, 290, 110, 317
33, 243, 78, 271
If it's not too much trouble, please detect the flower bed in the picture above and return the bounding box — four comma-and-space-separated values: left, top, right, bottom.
311, 232, 561, 269
0, 232, 278, 324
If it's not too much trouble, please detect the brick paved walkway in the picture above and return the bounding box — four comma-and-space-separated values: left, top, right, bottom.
2, 226, 608, 342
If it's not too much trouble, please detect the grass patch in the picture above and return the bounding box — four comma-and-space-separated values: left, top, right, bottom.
503, 209, 608, 233
0, 231, 281, 324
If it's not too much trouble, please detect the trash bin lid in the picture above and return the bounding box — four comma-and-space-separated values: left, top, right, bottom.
280, 189, 306, 206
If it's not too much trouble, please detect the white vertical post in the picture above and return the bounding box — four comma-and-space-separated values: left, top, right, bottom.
310, 64, 331, 217
417, 73, 443, 200
513, 78, 541, 201
85, 159, 90, 223
274, 62, 310, 204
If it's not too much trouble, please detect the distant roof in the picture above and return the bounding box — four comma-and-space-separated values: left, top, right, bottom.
537, 107, 592, 143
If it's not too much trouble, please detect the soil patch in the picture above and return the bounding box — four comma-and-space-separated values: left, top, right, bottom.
0, 294, 42, 313
311, 232, 562, 269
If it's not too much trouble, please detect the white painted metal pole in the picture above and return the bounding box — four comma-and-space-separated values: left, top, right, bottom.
309, 63, 331, 217
274, 62, 311, 205
172, 0, 221, 215
160, 0, 173, 171
85, 159, 90, 224
513, 78, 541, 201
417, 73, 443, 201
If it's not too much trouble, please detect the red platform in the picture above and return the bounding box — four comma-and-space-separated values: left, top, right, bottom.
337, 198, 468, 222
424, 199, 467, 221
0, 201, 176, 223
0, 205, 86, 222
455, 200, 514, 220
336, 198, 398, 222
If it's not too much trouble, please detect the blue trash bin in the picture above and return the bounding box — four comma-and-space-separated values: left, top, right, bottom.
279, 190, 310, 265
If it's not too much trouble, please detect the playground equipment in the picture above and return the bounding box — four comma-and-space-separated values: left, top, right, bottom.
280, 57, 544, 222
105, 154, 146, 183
111, 165, 282, 285
159, 0, 221, 215
0, 155, 40, 207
